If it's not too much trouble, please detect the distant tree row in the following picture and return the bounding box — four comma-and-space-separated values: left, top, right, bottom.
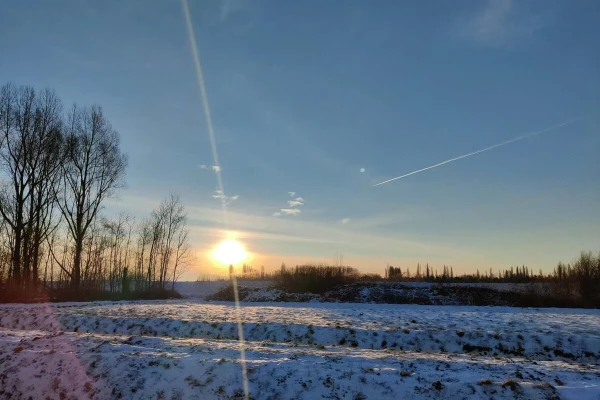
383, 254, 599, 288
384, 263, 540, 283
385, 252, 600, 306
550, 251, 600, 306
0, 83, 192, 301
217, 250, 600, 306
230, 261, 543, 284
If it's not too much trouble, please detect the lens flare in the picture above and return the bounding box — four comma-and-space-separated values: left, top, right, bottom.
182, 1, 248, 398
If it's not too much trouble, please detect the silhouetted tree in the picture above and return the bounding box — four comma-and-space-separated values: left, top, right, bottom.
57, 105, 127, 291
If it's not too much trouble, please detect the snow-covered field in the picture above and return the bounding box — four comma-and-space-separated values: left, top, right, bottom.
1, 300, 599, 399
174, 280, 272, 299
174, 280, 533, 300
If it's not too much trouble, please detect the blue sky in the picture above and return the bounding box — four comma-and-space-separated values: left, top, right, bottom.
1, 0, 599, 276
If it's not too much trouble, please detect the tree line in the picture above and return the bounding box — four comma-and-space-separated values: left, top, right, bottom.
0, 83, 192, 301
384, 263, 540, 283
217, 251, 600, 306
384, 252, 599, 286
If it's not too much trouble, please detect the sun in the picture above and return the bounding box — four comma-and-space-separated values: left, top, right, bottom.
211, 239, 248, 265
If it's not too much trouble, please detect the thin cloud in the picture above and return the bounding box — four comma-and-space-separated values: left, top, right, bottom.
198, 164, 221, 172
275, 192, 306, 217
340, 218, 351, 224
212, 189, 227, 201
280, 208, 301, 216
458, 0, 545, 47
212, 189, 239, 206
180, 203, 465, 261
115, 197, 469, 262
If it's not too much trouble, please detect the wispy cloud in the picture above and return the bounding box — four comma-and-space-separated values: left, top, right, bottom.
458, 0, 545, 47
340, 218, 351, 224
180, 203, 462, 259
109, 194, 471, 269
212, 189, 239, 206
199, 164, 222, 173
212, 189, 227, 201
189, 226, 348, 247
276, 193, 305, 217
280, 208, 301, 216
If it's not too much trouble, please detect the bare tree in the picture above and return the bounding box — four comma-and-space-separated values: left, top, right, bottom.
0, 82, 202, 300
57, 105, 127, 291
146, 211, 164, 288
23, 89, 64, 289
171, 227, 191, 290
157, 194, 186, 288
0, 84, 63, 290
136, 218, 153, 290
0, 84, 34, 287
143, 194, 188, 289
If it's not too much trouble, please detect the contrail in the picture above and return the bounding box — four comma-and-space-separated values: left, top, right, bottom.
373, 116, 587, 187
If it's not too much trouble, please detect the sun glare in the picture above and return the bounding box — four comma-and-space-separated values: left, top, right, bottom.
212, 239, 248, 265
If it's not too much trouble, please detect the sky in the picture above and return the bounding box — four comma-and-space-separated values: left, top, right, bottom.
1, 0, 599, 278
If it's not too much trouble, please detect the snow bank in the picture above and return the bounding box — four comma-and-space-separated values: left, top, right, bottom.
3, 328, 596, 400
0, 302, 598, 362
0, 301, 599, 399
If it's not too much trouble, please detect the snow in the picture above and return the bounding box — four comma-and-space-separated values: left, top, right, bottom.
207, 281, 562, 306
1, 300, 599, 399
401, 282, 535, 292
174, 280, 546, 304
174, 280, 272, 298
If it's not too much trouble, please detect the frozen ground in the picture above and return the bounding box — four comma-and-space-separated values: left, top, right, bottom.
0, 301, 599, 399
205, 281, 554, 306
174, 281, 532, 300
174, 280, 272, 299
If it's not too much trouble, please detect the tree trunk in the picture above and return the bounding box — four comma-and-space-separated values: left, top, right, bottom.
72, 236, 83, 291
31, 232, 40, 290
11, 226, 22, 287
